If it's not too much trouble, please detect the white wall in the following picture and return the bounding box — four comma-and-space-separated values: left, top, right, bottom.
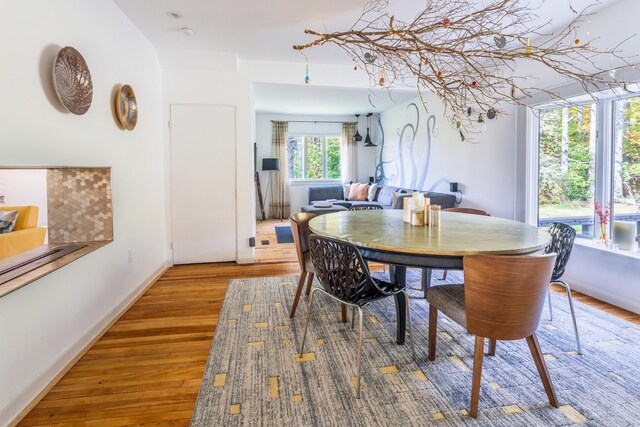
255, 113, 378, 216
0, 1, 168, 424
162, 69, 255, 263
0, 170, 48, 227
379, 95, 517, 219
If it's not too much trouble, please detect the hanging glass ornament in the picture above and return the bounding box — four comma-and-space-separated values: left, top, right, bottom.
525, 38, 533, 54
437, 71, 443, 77
487, 109, 497, 120
575, 39, 581, 45
467, 107, 472, 117
494, 36, 507, 49
379, 69, 385, 86
456, 120, 462, 129
364, 52, 377, 63
305, 63, 310, 84
471, 81, 477, 87
443, 18, 451, 28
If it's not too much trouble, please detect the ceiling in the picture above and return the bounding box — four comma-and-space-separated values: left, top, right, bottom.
253, 83, 418, 115
114, 0, 623, 65
114, 0, 623, 115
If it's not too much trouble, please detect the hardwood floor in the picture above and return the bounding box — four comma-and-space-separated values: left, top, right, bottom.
17, 220, 639, 426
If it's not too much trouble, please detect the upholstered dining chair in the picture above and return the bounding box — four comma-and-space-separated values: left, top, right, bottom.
349, 204, 384, 211
300, 235, 416, 398
289, 213, 348, 321
435, 208, 492, 282
545, 222, 581, 354
427, 254, 558, 418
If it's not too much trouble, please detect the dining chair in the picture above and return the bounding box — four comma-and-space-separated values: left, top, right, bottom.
349, 204, 384, 211
300, 234, 416, 398
545, 222, 581, 354
289, 213, 349, 322
433, 208, 492, 282
427, 254, 558, 418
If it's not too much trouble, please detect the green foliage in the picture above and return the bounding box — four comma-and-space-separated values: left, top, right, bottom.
538, 105, 595, 207
305, 137, 323, 179
326, 137, 341, 179
620, 97, 640, 203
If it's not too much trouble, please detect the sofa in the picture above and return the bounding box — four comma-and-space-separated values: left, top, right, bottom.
0, 206, 47, 260
307, 185, 456, 210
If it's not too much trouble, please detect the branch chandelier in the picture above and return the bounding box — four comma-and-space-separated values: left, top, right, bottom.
293, 0, 635, 140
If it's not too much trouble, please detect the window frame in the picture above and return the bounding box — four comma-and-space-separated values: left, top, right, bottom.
527, 88, 640, 242
287, 134, 342, 182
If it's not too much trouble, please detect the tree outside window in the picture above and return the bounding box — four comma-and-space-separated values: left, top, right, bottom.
287, 135, 342, 180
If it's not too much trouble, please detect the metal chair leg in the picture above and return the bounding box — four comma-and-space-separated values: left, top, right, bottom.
351, 306, 356, 329
547, 287, 553, 321
356, 306, 364, 398
554, 280, 582, 354
404, 291, 417, 361
299, 288, 317, 356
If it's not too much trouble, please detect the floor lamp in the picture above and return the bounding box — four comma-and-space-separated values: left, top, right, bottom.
257, 158, 280, 221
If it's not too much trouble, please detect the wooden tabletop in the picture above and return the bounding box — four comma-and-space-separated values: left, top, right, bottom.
309, 210, 551, 256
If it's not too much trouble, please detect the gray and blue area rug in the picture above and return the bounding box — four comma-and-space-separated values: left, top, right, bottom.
191, 270, 640, 426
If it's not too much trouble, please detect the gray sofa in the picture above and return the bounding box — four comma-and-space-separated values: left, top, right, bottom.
307, 185, 456, 210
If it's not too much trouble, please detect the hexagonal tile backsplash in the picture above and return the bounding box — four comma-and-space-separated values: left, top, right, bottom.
47, 168, 113, 243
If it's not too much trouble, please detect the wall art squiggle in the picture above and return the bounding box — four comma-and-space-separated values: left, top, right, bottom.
376, 103, 437, 190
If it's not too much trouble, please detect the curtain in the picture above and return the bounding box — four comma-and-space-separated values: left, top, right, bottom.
341, 122, 358, 183
269, 121, 290, 219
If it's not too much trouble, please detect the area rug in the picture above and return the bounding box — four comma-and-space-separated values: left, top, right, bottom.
191, 270, 640, 426
274, 226, 294, 244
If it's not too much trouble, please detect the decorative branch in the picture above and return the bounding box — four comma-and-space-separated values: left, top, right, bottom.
293, 0, 635, 139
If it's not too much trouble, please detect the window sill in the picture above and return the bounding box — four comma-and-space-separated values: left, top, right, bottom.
289, 179, 341, 187
574, 237, 640, 260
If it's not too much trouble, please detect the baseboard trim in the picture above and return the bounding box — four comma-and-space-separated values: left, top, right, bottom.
6, 263, 171, 427
569, 279, 640, 315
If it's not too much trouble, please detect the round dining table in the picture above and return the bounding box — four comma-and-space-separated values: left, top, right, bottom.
308, 209, 551, 345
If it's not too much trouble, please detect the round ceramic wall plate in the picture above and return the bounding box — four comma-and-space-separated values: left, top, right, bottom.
53, 46, 93, 115
115, 84, 138, 131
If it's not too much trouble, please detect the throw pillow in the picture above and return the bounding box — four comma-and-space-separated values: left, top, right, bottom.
0, 210, 19, 234
348, 183, 369, 201
343, 183, 351, 200
367, 183, 379, 202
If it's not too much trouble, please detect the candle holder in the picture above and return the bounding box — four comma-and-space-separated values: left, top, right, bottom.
403, 198, 412, 223
423, 197, 431, 225
429, 204, 441, 227
411, 210, 425, 226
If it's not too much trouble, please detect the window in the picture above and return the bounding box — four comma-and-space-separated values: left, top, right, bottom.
531, 90, 640, 252
288, 135, 341, 180
537, 104, 597, 237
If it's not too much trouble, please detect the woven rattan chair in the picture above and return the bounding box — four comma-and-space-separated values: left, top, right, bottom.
545, 222, 581, 354
300, 235, 416, 398
427, 254, 559, 417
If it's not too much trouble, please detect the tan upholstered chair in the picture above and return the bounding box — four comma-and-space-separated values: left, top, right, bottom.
427, 254, 559, 418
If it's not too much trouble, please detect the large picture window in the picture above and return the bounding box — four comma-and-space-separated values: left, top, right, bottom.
531, 90, 640, 252
288, 135, 341, 180
538, 104, 597, 237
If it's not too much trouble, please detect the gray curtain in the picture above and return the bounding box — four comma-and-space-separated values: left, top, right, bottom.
269, 121, 290, 219
341, 122, 358, 183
